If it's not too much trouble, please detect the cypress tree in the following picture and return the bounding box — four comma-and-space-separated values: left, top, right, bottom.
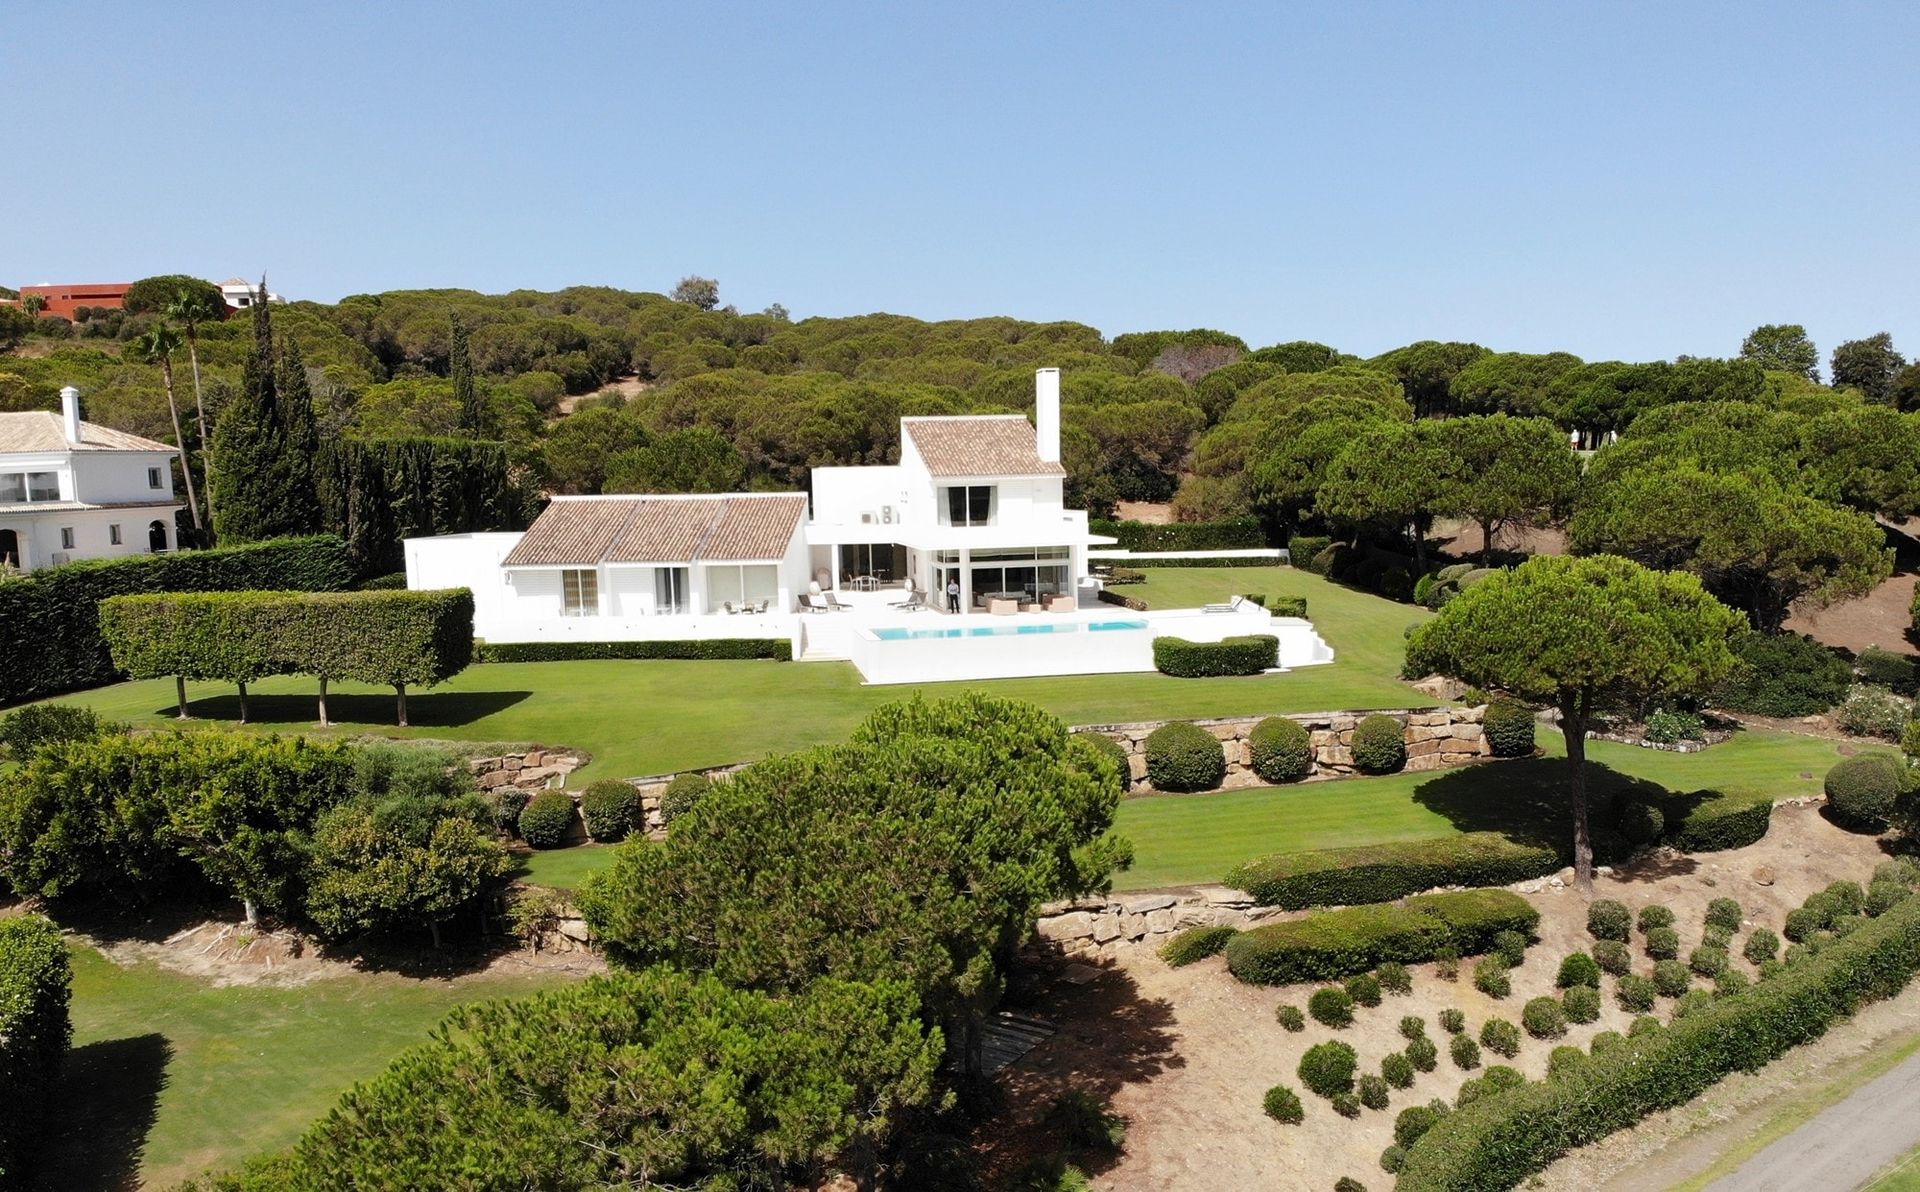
210, 280, 320, 542
450, 311, 487, 437
273, 336, 320, 533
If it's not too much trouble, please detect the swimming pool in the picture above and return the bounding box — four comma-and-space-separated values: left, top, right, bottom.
869, 618, 1148, 642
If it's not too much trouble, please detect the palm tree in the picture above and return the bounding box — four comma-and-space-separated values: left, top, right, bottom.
166, 289, 225, 524
131, 324, 205, 537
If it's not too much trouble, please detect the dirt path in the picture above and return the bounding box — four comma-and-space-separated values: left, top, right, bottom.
1702, 1048, 1920, 1191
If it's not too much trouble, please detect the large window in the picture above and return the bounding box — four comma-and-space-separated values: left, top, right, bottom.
0, 472, 59, 504
942, 485, 995, 527
705, 563, 780, 613
653, 566, 689, 614
967, 546, 1072, 604
837, 542, 906, 585
561, 568, 599, 616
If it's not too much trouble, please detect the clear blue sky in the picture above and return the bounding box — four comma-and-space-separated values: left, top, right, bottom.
6, 3, 1916, 363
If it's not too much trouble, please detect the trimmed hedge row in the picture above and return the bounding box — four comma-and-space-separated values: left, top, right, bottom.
1224, 889, 1539, 985
1226, 832, 1562, 910
1659, 790, 1773, 852
473, 638, 790, 663
1089, 517, 1267, 552
1398, 895, 1920, 1190
0, 535, 353, 705
0, 914, 73, 1185
1151, 635, 1277, 678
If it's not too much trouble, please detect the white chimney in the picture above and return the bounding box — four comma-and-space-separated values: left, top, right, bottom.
60, 385, 82, 445
1034, 368, 1060, 464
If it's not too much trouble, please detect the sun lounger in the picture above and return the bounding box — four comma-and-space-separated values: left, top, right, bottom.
1202, 602, 1235, 613
825, 592, 853, 611
802, 594, 832, 613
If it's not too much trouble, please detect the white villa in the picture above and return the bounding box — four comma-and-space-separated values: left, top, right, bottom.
406, 369, 1332, 683
0, 386, 183, 572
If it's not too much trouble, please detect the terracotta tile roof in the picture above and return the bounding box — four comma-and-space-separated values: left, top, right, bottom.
0, 412, 177, 454
903, 416, 1064, 477
502, 494, 807, 567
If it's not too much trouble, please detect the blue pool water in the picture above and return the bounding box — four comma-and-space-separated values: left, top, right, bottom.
871, 619, 1147, 642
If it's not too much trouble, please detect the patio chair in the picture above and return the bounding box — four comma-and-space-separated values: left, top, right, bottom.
751, 599, 769, 614
722, 601, 738, 615
825, 592, 854, 611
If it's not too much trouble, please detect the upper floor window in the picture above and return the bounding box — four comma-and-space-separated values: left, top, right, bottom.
942, 485, 995, 527
561, 568, 599, 616
1, 472, 60, 504
109, 524, 122, 546
148, 466, 163, 489
59, 527, 75, 550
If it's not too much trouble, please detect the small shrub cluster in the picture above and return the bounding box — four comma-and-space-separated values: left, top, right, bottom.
1310, 987, 1356, 1027
1556, 952, 1601, 989
1710, 631, 1852, 718
1299, 1041, 1359, 1097
1143, 722, 1227, 792
1704, 897, 1743, 932
1688, 945, 1728, 978
1615, 974, 1657, 1012
1450, 1033, 1481, 1070
1482, 1017, 1524, 1055
1593, 940, 1633, 976
518, 790, 577, 849
1276, 1004, 1306, 1032
1438, 1008, 1466, 1034
660, 772, 710, 825
1473, 957, 1512, 998
1645, 927, 1681, 960
1587, 899, 1631, 941
1652, 960, 1692, 998
1398, 1015, 1426, 1041
1743, 927, 1781, 965
1346, 973, 1383, 1007
1562, 984, 1601, 1024
1482, 700, 1538, 758
1377, 961, 1412, 995
1838, 685, 1913, 740
1521, 998, 1568, 1040
1247, 716, 1313, 783
1382, 1052, 1416, 1089
1637, 904, 1674, 933
1358, 1073, 1391, 1110
1644, 709, 1706, 745
1406, 1036, 1439, 1072
1263, 1084, 1304, 1124
1351, 714, 1408, 774
1160, 925, 1238, 967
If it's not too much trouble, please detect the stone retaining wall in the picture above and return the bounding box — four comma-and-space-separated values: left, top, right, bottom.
468, 748, 585, 793
625, 763, 748, 837
1032, 889, 1279, 960
1082, 705, 1490, 791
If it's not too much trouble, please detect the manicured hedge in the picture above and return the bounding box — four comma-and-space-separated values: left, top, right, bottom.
1397, 896, 1920, 1191
1225, 832, 1560, 910
1824, 754, 1905, 830
1658, 790, 1773, 852
0, 914, 72, 1186
1351, 713, 1408, 774
518, 790, 576, 849
1288, 535, 1333, 572
1224, 889, 1538, 986
473, 638, 791, 663
578, 780, 637, 842
0, 535, 353, 705
1144, 721, 1226, 791
1090, 518, 1267, 552
1151, 634, 1277, 678
1483, 701, 1538, 758
1248, 716, 1313, 784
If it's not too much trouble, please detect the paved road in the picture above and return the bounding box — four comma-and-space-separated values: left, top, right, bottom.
1706, 1050, 1920, 1192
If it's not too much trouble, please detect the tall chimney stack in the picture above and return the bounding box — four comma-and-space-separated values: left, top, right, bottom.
60, 385, 82, 445
1034, 368, 1060, 464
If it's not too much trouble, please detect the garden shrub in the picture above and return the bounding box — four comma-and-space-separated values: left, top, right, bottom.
1523, 997, 1568, 1039
1878, 857, 1920, 887
1832, 913, 1867, 938
1151, 634, 1278, 678
1396, 1105, 1440, 1149
1334, 1179, 1367, 1192
1659, 790, 1773, 852
1398, 1014, 1426, 1041
1332, 1092, 1362, 1118
1434, 946, 1461, 982
1589, 1030, 1626, 1057
1644, 709, 1706, 745
578, 780, 637, 842
1483, 1066, 1525, 1094
1077, 732, 1131, 786
1587, 899, 1631, 941
1858, 645, 1920, 694
1593, 940, 1633, 976
1299, 1041, 1359, 1097
1345, 973, 1383, 1007
1224, 890, 1539, 985
1492, 929, 1530, 967
1782, 907, 1823, 943
1646, 926, 1681, 960
1309, 987, 1356, 1027
517, 790, 577, 850
1358, 1073, 1391, 1110
1867, 880, 1912, 917
1743, 927, 1781, 965
1276, 1004, 1306, 1032
1225, 832, 1560, 909
1438, 1008, 1466, 1034
1839, 685, 1913, 740
1688, 945, 1728, 979
1247, 716, 1313, 783
1262, 1084, 1304, 1124
1616, 975, 1656, 1012
1906, 719, 1920, 760
1377, 961, 1412, 995
1482, 1017, 1523, 1055
1288, 534, 1333, 570
1759, 958, 1788, 980
1455, 1077, 1490, 1107
1715, 967, 1751, 996
1711, 631, 1851, 717
1450, 1033, 1481, 1070
474, 638, 789, 663
1473, 957, 1512, 998
1406, 1036, 1439, 1072
487, 787, 530, 834
1671, 989, 1717, 1019
1651, 960, 1692, 998
1351, 714, 1408, 774
1380, 1142, 1408, 1174
1637, 904, 1675, 933
1548, 1045, 1588, 1080
1825, 880, 1867, 916
1619, 801, 1665, 845
1563, 985, 1600, 1024
1160, 925, 1238, 967
1482, 700, 1537, 758
1143, 722, 1226, 791
1093, 518, 1267, 552
1382, 1052, 1416, 1089
1824, 754, 1905, 830
0, 915, 72, 1184
660, 772, 710, 825
0, 704, 112, 760
1556, 952, 1601, 989
1702, 925, 1733, 950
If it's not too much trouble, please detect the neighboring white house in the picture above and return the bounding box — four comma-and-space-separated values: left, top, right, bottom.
216, 278, 286, 310
0, 387, 183, 572
405, 368, 1335, 682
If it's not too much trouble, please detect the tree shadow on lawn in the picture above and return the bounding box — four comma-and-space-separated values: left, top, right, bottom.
156, 688, 533, 729
35, 1032, 172, 1191
1409, 756, 1676, 847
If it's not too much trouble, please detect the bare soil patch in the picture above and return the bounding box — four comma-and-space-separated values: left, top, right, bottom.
1114, 501, 1174, 525
998, 804, 1894, 1190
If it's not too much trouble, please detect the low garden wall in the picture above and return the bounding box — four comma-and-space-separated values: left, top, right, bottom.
1079, 706, 1491, 791
1032, 889, 1276, 960
469, 747, 585, 793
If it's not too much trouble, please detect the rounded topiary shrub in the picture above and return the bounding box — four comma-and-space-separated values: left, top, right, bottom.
1556, 952, 1601, 989
1672, 988, 1716, 1019
1345, 973, 1383, 1007
1868, 879, 1913, 917
1331, 1091, 1362, 1118
1637, 904, 1675, 934
1825, 880, 1867, 916
1645, 926, 1681, 960
1702, 924, 1733, 950
1438, 1008, 1466, 1034
1144, 721, 1226, 792
1249, 716, 1313, 784
1276, 1004, 1306, 1032
1562, 984, 1601, 1024
1380, 1143, 1406, 1174
1589, 1030, 1627, 1056
1743, 926, 1781, 965
1263, 1084, 1304, 1124
517, 790, 577, 849
1629, 1014, 1664, 1038
1334, 1179, 1367, 1192
1299, 1041, 1358, 1097
1472, 957, 1511, 998
1377, 962, 1412, 995
1483, 700, 1537, 758
487, 787, 530, 833
1619, 801, 1666, 845
578, 780, 637, 842
1405, 1035, 1439, 1072
1547, 1045, 1588, 1080
660, 772, 710, 825
1358, 1073, 1390, 1111
1479, 1017, 1522, 1056
1450, 1033, 1481, 1070
1587, 899, 1631, 941
1824, 754, 1904, 830
1522, 997, 1567, 1039
1351, 714, 1407, 774
1704, 897, 1744, 932
1381, 1052, 1415, 1089
1161, 925, 1238, 967
1395, 1103, 1443, 1149
1652, 959, 1692, 998
1616, 974, 1657, 1012
1310, 987, 1355, 1027
1493, 930, 1530, 966
1715, 966, 1751, 996
1077, 732, 1132, 788
1593, 939, 1633, 976
1689, 945, 1728, 978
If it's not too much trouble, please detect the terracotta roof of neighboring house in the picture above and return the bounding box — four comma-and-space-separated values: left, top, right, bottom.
502, 494, 808, 567
903, 416, 1065, 477
0, 412, 178, 454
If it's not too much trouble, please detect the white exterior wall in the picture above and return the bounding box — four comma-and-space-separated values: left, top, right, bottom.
0, 505, 178, 571
71, 450, 178, 504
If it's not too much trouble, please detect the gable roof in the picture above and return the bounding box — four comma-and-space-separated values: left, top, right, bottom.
903, 415, 1065, 478
0, 412, 177, 455
502, 494, 808, 567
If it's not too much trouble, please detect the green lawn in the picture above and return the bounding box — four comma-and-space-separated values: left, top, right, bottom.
513, 842, 623, 889
43, 942, 568, 1189
45, 566, 1429, 781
